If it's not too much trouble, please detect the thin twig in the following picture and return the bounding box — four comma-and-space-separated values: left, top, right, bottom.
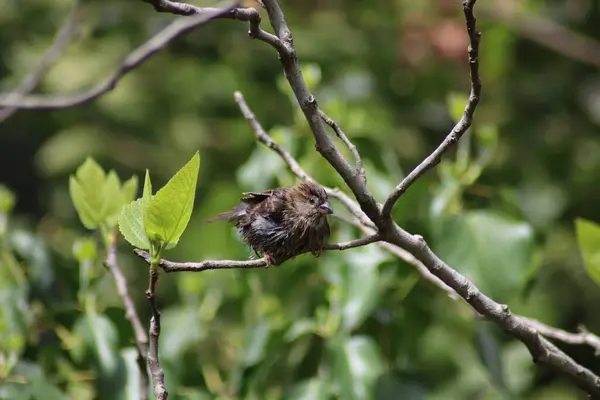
146, 268, 167, 400
319, 110, 366, 184
523, 318, 600, 356
104, 233, 149, 400
380, 0, 482, 220
0, 0, 82, 123
259, 0, 600, 395
134, 234, 380, 272
0, 1, 242, 110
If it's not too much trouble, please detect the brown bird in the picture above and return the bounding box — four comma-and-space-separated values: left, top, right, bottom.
208, 181, 333, 267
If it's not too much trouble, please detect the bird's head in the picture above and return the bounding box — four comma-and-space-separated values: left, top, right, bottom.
285, 181, 333, 220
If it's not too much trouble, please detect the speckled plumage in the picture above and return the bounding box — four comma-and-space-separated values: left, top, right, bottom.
208, 182, 333, 266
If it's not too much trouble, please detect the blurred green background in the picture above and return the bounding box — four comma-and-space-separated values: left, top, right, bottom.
2, 0, 600, 399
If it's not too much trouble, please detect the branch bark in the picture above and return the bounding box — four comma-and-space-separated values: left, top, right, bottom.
146, 267, 167, 400
104, 233, 149, 400
0, 1, 241, 110
257, 0, 600, 396
134, 234, 380, 272
381, 0, 481, 220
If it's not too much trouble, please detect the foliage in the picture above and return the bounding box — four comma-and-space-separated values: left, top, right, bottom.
1, 0, 600, 399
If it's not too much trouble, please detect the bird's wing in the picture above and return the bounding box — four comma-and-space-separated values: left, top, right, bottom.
240, 190, 274, 204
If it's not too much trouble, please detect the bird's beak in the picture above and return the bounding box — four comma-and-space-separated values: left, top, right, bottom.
318, 202, 333, 214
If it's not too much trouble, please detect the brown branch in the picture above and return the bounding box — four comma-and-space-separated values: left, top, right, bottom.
0, 0, 242, 110
380, 0, 482, 220
146, 267, 167, 400
261, 0, 381, 225
0, 0, 82, 122
104, 233, 149, 400
319, 110, 366, 184
134, 234, 380, 272
258, 0, 600, 396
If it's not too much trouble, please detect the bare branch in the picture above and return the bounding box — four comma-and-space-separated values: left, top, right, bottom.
146, 268, 167, 400
524, 318, 600, 356
380, 0, 482, 220
261, 0, 381, 225
0, 1, 241, 110
104, 233, 149, 400
319, 110, 365, 184
257, 0, 600, 395
0, 0, 82, 122
134, 235, 380, 272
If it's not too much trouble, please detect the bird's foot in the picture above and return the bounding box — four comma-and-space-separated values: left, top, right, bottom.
264, 252, 273, 269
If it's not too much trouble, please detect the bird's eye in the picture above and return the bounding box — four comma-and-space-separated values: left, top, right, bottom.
309, 197, 317, 204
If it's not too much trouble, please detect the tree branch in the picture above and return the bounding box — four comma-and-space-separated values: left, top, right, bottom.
257, 0, 600, 395
0, 0, 242, 110
146, 267, 167, 400
380, 0, 482, 220
260, 0, 381, 225
104, 233, 149, 400
523, 318, 600, 356
134, 234, 380, 272
0, 0, 82, 122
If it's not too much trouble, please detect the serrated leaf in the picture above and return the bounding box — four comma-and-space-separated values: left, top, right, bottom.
575, 218, 600, 287
446, 92, 469, 123
121, 175, 139, 205
69, 157, 106, 229
144, 152, 199, 247
118, 198, 150, 250
101, 171, 123, 228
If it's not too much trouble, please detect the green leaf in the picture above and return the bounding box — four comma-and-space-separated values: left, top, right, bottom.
474, 321, 511, 397
431, 210, 537, 300
142, 169, 152, 201
331, 336, 384, 400
446, 92, 469, 123
118, 198, 150, 250
101, 171, 123, 228
69, 157, 107, 229
121, 175, 139, 207
575, 218, 600, 286
144, 152, 199, 247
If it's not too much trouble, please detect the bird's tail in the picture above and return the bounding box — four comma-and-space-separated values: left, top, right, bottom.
205, 205, 245, 224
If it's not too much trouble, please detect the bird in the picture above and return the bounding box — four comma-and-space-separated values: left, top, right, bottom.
207, 181, 333, 267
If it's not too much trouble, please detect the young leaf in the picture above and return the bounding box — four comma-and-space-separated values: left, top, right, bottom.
118, 198, 150, 250
575, 218, 600, 286
69, 158, 106, 229
101, 171, 124, 228
144, 152, 200, 247
121, 175, 139, 205
142, 169, 152, 202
